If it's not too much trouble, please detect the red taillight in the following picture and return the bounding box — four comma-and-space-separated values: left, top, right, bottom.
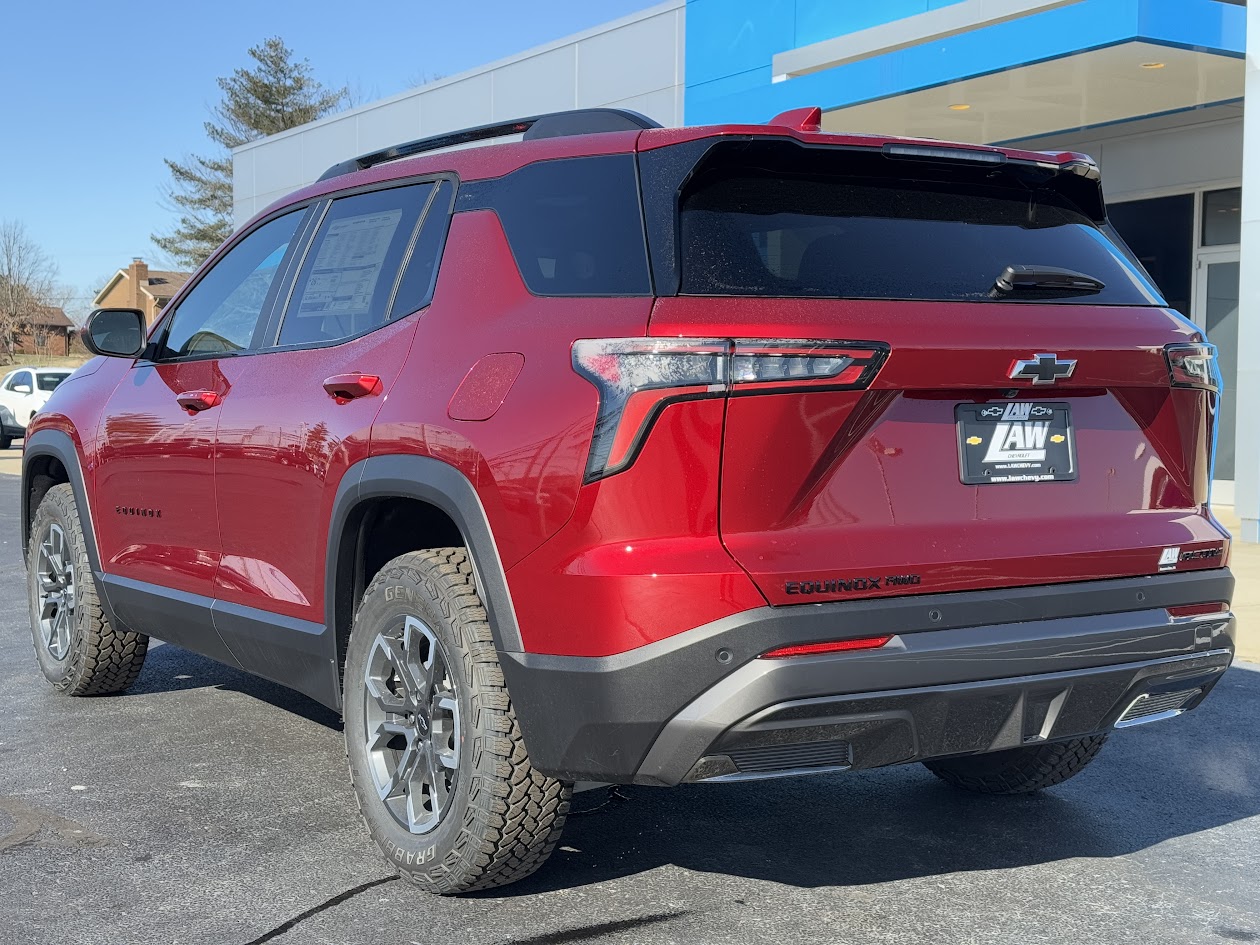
1167, 602, 1229, 619
760, 635, 893, 659
572, 337, 887, 482
1164, 343, 1219, 392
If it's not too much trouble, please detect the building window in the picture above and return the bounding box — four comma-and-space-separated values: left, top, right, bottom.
1201, 187, 1241, 247
1107, 194, 1193, 316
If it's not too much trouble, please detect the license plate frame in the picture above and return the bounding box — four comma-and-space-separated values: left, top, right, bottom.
955, 401, 1077, 484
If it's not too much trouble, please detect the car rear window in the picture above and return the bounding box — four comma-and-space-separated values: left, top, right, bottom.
37, 372, 70, 392
678, 147, 1163, 305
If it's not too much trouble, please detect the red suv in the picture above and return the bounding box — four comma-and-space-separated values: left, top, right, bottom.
23, 107, 1236, 894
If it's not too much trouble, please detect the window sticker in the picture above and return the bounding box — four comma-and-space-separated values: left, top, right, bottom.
298, 209, 403, 316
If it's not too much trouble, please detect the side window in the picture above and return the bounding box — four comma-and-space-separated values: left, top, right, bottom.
390, 180, 454, 320
157, 210, 304, 360
278, 182, 435, 347
486, 154, 650, 297
11, 371, 32, 391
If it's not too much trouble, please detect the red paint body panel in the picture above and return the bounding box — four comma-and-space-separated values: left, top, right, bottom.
650, 297, 1227, 607
94, 359, 231, 595
369, 212, 653, 571
213, 316, 418, 622
506, 399, 767, 656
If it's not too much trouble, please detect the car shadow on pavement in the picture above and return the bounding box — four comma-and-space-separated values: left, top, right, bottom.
121, 638, 1260, 897
127, 641, 342, 730
501, 666, 1260, 895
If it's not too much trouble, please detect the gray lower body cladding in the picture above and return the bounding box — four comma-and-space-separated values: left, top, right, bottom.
499, 569, 1235, 785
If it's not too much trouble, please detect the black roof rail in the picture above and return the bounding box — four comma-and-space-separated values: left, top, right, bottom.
316, 108, 662, 182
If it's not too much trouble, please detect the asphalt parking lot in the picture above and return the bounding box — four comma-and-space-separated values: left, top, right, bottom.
2, 474, 1259, 945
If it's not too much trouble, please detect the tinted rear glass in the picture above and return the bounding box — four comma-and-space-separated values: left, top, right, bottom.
679, 152, 1163, 305
37, 372, 70, 391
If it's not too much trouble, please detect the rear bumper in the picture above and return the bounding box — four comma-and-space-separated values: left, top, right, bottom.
500, 569, 1235, 784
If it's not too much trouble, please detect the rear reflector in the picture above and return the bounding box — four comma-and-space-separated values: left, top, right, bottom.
1167, 602, 1229, 619
760, 636, 893, 659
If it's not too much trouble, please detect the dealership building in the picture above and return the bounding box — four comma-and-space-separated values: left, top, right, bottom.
232, 0, 1257, 539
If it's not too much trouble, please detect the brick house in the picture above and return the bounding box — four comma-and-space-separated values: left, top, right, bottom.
12, 306, 76, 357
94, 258, 191, 327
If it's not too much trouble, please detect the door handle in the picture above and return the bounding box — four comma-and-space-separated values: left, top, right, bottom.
176, 390, 222, 413
323, 373, 381, 403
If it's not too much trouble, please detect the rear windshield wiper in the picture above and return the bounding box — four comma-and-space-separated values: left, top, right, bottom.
990, 265, 1105, 298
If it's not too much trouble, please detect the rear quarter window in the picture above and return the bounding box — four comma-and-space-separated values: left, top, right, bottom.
462, 154, 651, 297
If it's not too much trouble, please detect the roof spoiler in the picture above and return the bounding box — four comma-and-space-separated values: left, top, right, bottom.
316, 108, 662, 182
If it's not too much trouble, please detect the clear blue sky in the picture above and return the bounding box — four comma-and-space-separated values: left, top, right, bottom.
0, 0, 652, 317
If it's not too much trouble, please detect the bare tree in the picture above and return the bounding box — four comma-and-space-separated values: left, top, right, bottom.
0, 220, 60, 364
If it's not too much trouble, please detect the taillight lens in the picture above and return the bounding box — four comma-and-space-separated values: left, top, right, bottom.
728, 340, 887, 394
573, 338, 888, 482
1165, 342, 1219, 392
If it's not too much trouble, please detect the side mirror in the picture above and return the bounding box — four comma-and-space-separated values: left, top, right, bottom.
13, 384, 31, 394
82, 308, 147, 358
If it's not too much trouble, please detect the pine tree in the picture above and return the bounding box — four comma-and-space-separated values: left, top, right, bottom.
154, 37, 348, 267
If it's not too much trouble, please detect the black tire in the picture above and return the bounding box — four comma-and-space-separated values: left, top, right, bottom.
0, 435, 12, 450
27, 483, 149, 695
344, 548, 571, 894
923, 734, 1108, 794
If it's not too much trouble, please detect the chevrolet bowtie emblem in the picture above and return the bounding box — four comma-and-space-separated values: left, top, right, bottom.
1010, 353, 1076, 385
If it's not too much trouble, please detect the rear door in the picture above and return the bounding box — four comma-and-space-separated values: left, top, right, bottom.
648, 139, 1229, 605
210, 179, 453, 696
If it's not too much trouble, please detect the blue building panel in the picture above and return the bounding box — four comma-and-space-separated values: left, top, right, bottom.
684, 0, 798, 88
685, 0, 1245, 125
793, 0, 966, 48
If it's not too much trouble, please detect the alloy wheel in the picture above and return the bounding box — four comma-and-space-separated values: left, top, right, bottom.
36, 523, 76, 660
362, 615, 461, 834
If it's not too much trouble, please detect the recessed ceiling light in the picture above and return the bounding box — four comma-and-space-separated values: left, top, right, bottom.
948, 103, 972, 111
1140, 62, 1166, 69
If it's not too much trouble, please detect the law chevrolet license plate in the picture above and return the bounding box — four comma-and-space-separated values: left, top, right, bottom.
955, 402, 1076, 484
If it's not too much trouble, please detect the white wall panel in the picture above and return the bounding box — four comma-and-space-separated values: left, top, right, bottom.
250, 134, 305, 202
491, 47, 577, 119
1237, 10, 1260, 540
232, 1, 684, 225
1007, 108, 1243, 201
356, 97, 422, 155
297, 117, 359, 187
575, 9, 678, 108
417, 73, 495, 136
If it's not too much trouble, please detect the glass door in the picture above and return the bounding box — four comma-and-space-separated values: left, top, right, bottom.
1193, 249, 1239, 497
